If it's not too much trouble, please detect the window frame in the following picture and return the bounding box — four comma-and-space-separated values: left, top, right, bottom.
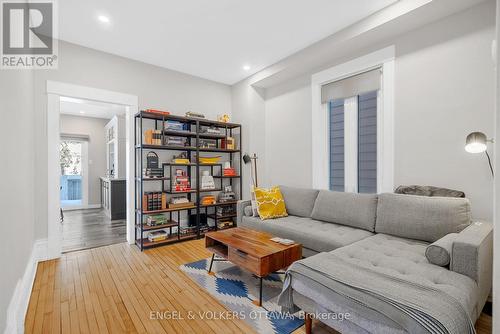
312, 46, 395, 193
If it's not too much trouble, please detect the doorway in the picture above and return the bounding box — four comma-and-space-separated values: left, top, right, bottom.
46, 81, 138, 258
60, 138, 88, 208
58, 97, 129, 252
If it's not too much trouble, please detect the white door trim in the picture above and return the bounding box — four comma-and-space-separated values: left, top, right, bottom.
311, 46, 395, 192
46, 80, 138, 260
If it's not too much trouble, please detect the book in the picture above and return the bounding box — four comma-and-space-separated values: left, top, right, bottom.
153, 130, 162, 145
142, 192, 167, 211
172, 158, 190, 164
144, 129, 162, 145
148, 230, 169, 242
144, 129, 153, 144
270, 237, 295, 245
145, 109, 170, 116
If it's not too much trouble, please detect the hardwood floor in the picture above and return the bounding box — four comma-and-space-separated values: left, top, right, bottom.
26, 239, 492, 334
62, 209, 126, 253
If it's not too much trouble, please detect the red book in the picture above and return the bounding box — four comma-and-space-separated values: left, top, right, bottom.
223, 168, 237, 176
145, 109, 170, 116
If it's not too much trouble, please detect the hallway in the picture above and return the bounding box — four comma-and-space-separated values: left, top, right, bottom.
62, 209, 127, 253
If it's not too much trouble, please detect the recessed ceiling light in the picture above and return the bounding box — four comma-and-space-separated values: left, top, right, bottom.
243, 65, 251, 71
79, 111, 85, 114
98, 15, 110, 24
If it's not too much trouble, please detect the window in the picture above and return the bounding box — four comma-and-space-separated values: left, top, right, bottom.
323, 68, 380, 193
328, 90, 378, 193
357, 91, 377, 193
312, 46, 394, 193
329, 98, 345, 191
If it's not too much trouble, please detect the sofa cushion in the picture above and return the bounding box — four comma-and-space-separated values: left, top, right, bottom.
425, 233, 458, 266
310, 191, 378, 232
375, 193, 471, 243
240, 215, 373, 253
331, 233, 479, 320
279, 185, 319, 217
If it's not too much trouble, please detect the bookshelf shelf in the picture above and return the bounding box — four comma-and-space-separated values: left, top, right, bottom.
163, 188, 222, 194
135, 177, 170, 181
207, 213, 237, 220
136, 220, 178, 231
135, 144, 240, 153
135, 111, 242, 251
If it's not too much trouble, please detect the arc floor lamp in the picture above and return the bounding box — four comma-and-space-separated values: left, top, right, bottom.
465, 131, 494, 177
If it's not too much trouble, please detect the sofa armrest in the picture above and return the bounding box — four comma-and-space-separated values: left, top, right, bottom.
451, 221, 493, 310
237, 200, 252, 226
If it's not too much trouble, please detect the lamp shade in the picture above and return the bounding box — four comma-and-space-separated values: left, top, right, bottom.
243, 154, 252, 164
465, 132, 487, 153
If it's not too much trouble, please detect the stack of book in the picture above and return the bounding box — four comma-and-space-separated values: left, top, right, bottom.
218, 220, 234, 229
165, 120, 187, 132
173, 170, 191, 192
165, 136, 187, 146
144, 129, 162, 145
143, 168, 164, 178
142, 192, 167, 211
168, 196, 193, 209
147, 230, 169, 242
146, 214, 169, 226
180, 226, 197, 236
221, 137, 235, 149
223, 167, 237, 176
216, 206, 235, 217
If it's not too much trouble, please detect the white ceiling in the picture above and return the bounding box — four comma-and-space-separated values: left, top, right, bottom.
60, 97, 126, 119
59, 0, 398, 85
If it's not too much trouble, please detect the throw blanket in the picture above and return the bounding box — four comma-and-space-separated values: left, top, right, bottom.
278, 252, 475, 334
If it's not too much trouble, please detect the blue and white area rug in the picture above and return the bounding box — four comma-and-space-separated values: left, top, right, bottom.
180, 258, 304, 334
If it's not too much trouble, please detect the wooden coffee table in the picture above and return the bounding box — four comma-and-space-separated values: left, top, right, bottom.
205, 227, 302, 306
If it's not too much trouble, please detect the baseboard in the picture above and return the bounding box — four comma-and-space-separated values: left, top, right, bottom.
62, 203, 101, 211
4, 239, 48, 334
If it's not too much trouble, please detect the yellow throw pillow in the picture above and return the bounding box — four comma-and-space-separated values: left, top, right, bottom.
253, 186, 288, 220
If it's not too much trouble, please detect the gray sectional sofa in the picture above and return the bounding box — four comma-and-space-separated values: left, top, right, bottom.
237, 186, 493, 334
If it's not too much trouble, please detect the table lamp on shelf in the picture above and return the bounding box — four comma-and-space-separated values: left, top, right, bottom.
465, 131, 494, 177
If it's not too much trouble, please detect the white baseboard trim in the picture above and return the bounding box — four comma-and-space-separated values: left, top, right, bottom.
4, 239, 48, 334
62, 203, 101, 211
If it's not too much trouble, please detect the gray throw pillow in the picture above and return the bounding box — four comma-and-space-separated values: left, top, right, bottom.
243, 205, 253, 217
425, 233, 459, 266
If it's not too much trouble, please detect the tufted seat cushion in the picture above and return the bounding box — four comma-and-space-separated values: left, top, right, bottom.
240, 215, 373, 253
331, 233, 479, 320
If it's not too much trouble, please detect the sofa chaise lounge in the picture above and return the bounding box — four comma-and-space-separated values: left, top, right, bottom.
237, 186, 492, 334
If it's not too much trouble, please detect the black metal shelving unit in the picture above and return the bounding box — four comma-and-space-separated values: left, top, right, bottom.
134, 111, 242, 251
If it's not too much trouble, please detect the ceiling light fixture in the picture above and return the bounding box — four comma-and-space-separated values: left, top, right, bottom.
79, 111, 85, 114
243, 65, 251, 71
97, 15, 110, 24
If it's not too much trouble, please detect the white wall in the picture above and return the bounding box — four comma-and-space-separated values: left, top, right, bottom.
60, 115, 109, 206
265, 77, 312, 188
34, 40, 232, 240
493, 1, 499, 331
393, 5, 494, 220
0, 70, 35, 332
231, 82, 266, 198
233, 1, 496, 220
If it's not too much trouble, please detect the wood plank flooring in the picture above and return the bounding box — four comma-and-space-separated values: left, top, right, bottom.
62, 209, 126, 253
26, 239, 492, 334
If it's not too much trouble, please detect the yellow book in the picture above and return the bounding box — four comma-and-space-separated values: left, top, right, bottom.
173, 159, 190, 164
